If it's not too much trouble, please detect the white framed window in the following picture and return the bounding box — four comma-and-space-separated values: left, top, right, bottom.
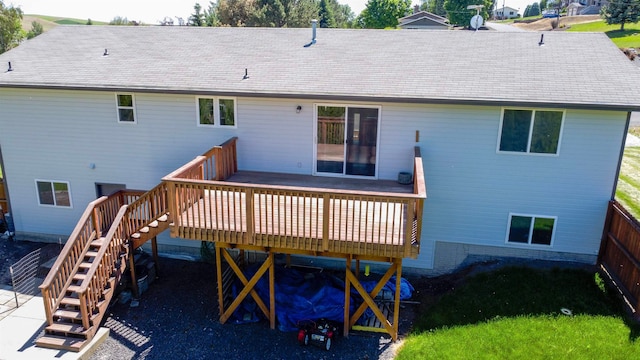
196, 97, 237, 128
506, 213, 556, 246
497, 108, 564, 155
116, 93, 136, 123
36, 180, 72, 208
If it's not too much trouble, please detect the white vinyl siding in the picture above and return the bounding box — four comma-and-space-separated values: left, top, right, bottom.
0, 88, 628, 270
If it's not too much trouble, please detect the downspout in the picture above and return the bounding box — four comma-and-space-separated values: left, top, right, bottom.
610, 111, 632, 200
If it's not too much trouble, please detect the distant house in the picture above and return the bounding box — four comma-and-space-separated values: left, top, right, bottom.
563, 0, 609, 14
493, 6, 520, 19
567, 2, 585, 16
398, 10, 451, 29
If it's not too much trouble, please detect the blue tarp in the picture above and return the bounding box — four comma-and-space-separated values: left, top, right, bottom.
229, 265, 414, 331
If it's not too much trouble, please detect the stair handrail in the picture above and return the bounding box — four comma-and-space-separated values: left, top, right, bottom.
126, 182, 169, 236
76, 205, 129, 329
39, 196, 116, 325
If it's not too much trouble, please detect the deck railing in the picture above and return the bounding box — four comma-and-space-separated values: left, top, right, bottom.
125, 183, 169, 237
164, 139, 426, 259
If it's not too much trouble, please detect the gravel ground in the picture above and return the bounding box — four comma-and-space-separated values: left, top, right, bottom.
0, 239, 61, 286
90, 257, 418, 360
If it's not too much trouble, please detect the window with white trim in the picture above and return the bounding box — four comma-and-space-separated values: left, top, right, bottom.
506, 214, 556, 246
116, 93, 136, 123
197, 97, 236, 127
36, 180, 72, 207
498, 109, 564, 155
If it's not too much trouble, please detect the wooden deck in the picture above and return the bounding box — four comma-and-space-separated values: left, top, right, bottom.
176, 173, 417, 258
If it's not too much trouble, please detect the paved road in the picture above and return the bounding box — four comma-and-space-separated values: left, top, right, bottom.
485, 22, 526, 32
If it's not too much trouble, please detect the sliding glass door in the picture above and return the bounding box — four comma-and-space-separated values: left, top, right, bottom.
316, 105, 379, 177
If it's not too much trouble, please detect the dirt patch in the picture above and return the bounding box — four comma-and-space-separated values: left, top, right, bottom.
512, 15, 601, 31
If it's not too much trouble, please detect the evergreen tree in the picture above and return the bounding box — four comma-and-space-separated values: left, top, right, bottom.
86, 18, 93, 25
601, 0, 639, 31
0, 0, 24, 54
189, 3, 206, 26
319, 0, 337, 27
523, 4, 531, 17
539, 0, 547, 10
530, 2, 541, 16
253, 0, 287, 26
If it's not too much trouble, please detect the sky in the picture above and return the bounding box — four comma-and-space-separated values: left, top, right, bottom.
10, 0, 533, 25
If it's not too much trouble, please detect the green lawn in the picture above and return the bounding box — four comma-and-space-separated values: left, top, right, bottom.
568, 20, 640, 48
616, 146, 640, 219
397, 267, 639, 359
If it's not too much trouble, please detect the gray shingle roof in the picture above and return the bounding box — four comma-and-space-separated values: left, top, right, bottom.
1, 25, 639, 110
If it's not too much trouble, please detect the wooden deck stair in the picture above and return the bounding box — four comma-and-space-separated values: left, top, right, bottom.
36, 236, 123, 351
37, 184, 170, 352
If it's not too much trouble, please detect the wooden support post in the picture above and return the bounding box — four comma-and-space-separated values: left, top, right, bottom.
344, 255, 352, 337
215, 245, 224, 318
392, 259, 402, 341
269, 252, 276, 329
151, 236, 160, 278
355, 259, 360, 278
286, 254, 291, 267
129, 244, 139, 298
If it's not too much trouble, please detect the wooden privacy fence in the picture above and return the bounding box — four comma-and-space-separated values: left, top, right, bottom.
598, 200, 640, 318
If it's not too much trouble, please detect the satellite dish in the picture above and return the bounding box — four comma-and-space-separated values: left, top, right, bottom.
470, 14, 484, 30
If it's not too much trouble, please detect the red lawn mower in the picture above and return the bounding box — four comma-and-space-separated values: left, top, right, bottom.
297, 319, 339, 351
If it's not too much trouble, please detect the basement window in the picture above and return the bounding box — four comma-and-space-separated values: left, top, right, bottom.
36, 180, 72, 208
116, 93, 136, 123
197, 97, 236, 128
498, 109, 564, 155
506, 213, 556, 246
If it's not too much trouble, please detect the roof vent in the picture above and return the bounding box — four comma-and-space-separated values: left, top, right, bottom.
538, 34, 544, 46
304, 20, 317, 48
7, 62, 12, 72
243, 68, 249, 80
103, 48, 109, 56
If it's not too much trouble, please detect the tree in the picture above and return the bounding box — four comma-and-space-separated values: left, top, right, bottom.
204, 1, 220, 26
330, 0, 355, 28
539, 0, 547, 10
26, 21, 43, 39
86, 18, 93, 25
217, 0, 256, 26
0, 1, 24, 54
189, 3, 206, 26
357, 0, 412, 28
443, 0, 492, 27
523, 4, 531, 17
601, 0, 640, 31
319, 0, 336, 27
529, 2, 541, 16
109, 16, 130, 25
285, 0, 320, 27
421, 0, 446, 17
253, 0, 287, 27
